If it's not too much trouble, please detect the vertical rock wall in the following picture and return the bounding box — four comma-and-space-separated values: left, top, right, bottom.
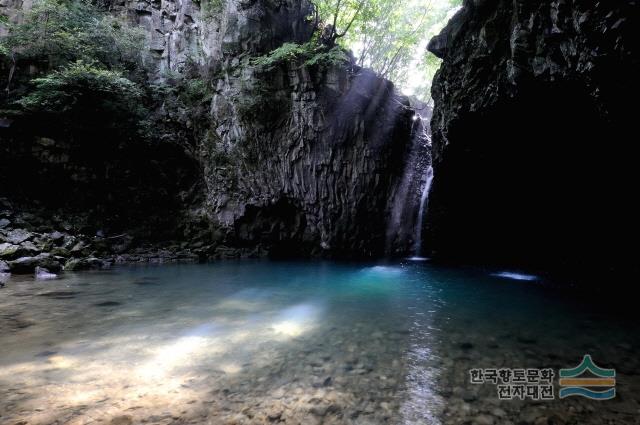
203, 1, 414, 257
426, 0, 640, 279
1, 0, 420, 259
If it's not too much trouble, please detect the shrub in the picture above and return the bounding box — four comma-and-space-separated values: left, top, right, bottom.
15, 60, 150, 140
251, 42, 348, 71
0, 0, 145, 72
17, 61, 143, 114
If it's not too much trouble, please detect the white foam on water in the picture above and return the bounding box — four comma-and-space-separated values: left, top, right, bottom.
492, 271, 539, 281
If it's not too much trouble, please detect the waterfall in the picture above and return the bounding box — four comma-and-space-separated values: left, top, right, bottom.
413, 165, 434, 257
385, 106, 433, 257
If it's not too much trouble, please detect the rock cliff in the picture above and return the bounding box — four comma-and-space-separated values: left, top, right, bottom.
426, 0, 640, 279
0, 0, 418, 267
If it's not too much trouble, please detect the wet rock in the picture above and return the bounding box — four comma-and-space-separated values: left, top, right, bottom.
133, 277, 160, 286
38, 291, 78, 299
0, 260, 9, 272
110, 415, 133, 425
0, 218, 9, 228
35, 350, 58, 357
309, 403, 340, 417
94, 301, 122, 307
534, 416, 566, 425
0, 272, 9, 287
312, 377, 333, 388
48, 231, 65, 242
491, 408, 506, 417
35, 267, 58, 280
462, 392, 478, 403
517, 336, 537, 345
50, 246, 70, 257
64, 257, 104, 271
0, 243, 19, 259
473, 414, 495, 425
6, 229, 33, 244
9, 254, 62, 274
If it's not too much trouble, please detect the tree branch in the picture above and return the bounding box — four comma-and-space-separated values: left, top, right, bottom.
336, 0, 365, 39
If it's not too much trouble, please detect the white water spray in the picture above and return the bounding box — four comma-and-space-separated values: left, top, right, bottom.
385, 107, 433, 257
413, 165, 434, 257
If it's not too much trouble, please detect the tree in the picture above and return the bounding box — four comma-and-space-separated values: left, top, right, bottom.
315, 0, 367, 47
1, 0, 145, 92
311, 0, 462, 98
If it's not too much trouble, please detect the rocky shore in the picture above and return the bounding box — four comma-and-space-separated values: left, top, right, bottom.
0, 197, 270, 283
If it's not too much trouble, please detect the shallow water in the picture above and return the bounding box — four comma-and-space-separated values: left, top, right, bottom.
1, 261, 638, 424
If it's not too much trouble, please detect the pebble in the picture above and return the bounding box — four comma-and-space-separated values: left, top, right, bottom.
110, 415, 133, 425
474, 414, 495, 425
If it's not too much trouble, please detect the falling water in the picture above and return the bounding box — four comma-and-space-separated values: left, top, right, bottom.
386, 106, 433, 257
413, 165, 434, 257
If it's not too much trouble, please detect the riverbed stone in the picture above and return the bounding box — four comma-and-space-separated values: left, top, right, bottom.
6, 229, 33, 244
110, 415, 133, 425
0, 243, 19, 259
473, 414, 495, 425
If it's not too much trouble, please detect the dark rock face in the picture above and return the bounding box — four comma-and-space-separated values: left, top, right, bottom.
207, 64, 412, 258
186, 0, 416, 258
1, 0, 418, 260
427, 0, 640, 278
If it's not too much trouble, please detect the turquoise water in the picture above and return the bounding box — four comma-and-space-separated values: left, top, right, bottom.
1, 261, 638, 424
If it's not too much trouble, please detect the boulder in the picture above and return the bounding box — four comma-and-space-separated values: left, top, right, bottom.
35, 266, 58, 280
8, 254, 62, 274
64, 257, 105, 271
6, 228, 33, 244
0, 243, 19, 259
19, 240, 40, 254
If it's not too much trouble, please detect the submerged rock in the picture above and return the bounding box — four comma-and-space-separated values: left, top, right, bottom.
38, 291, 78, 299
110, 415, 133, 425
94, 301, 122, 307
35, 267, 58, 280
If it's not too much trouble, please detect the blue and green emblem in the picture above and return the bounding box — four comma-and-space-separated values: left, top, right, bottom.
559, 355, 616, 400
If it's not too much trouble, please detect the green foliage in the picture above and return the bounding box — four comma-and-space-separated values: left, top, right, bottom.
180, 78, 211, 105
312, 0, 463, 98
17, 61, 143, 113
0, 0, 150, 137
0, 0, 145, 72
251, 42, 347, 71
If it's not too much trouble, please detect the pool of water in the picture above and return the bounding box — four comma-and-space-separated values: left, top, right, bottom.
1, 261, 638, 424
